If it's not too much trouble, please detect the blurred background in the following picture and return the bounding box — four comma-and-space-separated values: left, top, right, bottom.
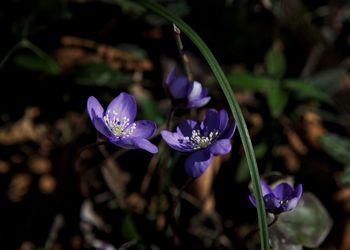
1, 0, 350, 249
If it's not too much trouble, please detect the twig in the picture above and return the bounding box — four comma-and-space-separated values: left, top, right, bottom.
173, 24, 193, 81
44, 214, 64, 250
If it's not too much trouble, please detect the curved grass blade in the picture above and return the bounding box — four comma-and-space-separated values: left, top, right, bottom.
134, 0, 269, 249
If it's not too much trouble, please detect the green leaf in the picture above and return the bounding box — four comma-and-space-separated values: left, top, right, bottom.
265, 42, 286, 78
75, 63, 132, 88
13, 53, 59, 75
134, 1, 270, 249
139, 95, 164, 125
319, 132, 350, 166
284, 79, 333, 104
121, 213, 145, 250
227, 72, 273, 91
267, 81, 288, 117
304, 68, 347, 94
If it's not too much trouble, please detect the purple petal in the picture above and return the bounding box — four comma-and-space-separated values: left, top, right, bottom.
106, 92, 137, 122
177, 120, 199, 137
209, 139, 232, 155
188, 96, 211, 108
87, 96, 104, 120
220, 120, 236, 139
187, 81, 203, 100
131, 138, 158, 153
165, 67, 177, 86
112, 138, 158, 153
202, 109, 228, 132
184, 150, 213, 178
168, 76, 190, 99
263, 193, 281, 212
129, 120, 156, 139
294, 184, 303, 200
92, 117, 114, 139
284, 197, 300, 211
272, 183, 295, 200
249, 195, 256, 207
260, 180, 273, 196
161, 131, 194, 152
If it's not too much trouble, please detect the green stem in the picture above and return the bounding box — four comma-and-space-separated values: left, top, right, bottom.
133, 1, 269, 249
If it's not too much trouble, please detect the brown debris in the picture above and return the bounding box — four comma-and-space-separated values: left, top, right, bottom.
39, 174, 57, 194
303, 111, 327, 148
57, 36, 153, 72
0, 107, 50, 146
8, 173, 32, 202
29, 156, 52, 174
0, 160, 10, 173
278, 145, 301, 172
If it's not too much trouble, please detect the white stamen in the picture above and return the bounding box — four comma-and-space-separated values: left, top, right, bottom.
183, 129, 219, 150
103, 110, 136, 139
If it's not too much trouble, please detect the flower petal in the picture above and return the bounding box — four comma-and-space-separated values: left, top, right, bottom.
165, 67, 177, 86
209, 139, 232, 155
260, 180, 273, 196
249, 195, 256, 207
184, 150, 213, 178
188, 96, 211, 108
168, 76, 190, 99
87, 96, 104, 120
106, 92, 137, 122
131, 138, 158, 153
112, 138, 158, 153
283, 197, 300, 211
161, 131, 194, 152
92, 117, 114, 138
202, 109, 228, 132
129, 120, 156, 139
177, 120, 199, 137
220, 120, 236, 139
263, 193, 281, 213
294, 184, 303, 200
187, 81, 203, 100
272, 183, 294, 200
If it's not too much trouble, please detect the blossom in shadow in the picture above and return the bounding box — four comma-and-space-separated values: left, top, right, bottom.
87, 92, 158, 153
165, 67, 211, 108
249, 180, 303, 214
161, 109, 236, 178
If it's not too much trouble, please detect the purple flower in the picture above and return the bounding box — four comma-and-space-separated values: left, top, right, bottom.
165, 67, 211, 108
87, 92, 158, 154
161, 109, 236, 178
249, 180, 303, 214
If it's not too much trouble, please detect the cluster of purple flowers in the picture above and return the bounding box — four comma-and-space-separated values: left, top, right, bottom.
86, 67, 302, 214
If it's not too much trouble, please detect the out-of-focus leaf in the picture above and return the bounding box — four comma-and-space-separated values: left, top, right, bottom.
340, 166, 350, 185
270, 192, 332, 248
304, 68, 347, 94
284, 79, 333, 104
139, 95, 164, 125
145, 1, 190, 26
121, 213, 145, 250
267, 82, 288, 118
117, 44, 148, 59
319, 133, 350, 166
235, 143, 268, 183
227, 72, 273, 91
265, 42, 286, 78
13, 54, 59, 75
75, 63, 131, 88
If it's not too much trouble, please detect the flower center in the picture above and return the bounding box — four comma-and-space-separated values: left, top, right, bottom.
103, 110, 136, 139
184, 129, 219, 150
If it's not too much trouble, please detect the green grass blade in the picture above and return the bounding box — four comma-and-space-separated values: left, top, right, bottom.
134, 0, 269, 249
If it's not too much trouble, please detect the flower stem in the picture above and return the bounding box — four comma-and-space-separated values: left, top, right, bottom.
268, 214, 279, 227
166, 106, 176, 131
172, 177, 194, 222
173, 24, 193, 82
